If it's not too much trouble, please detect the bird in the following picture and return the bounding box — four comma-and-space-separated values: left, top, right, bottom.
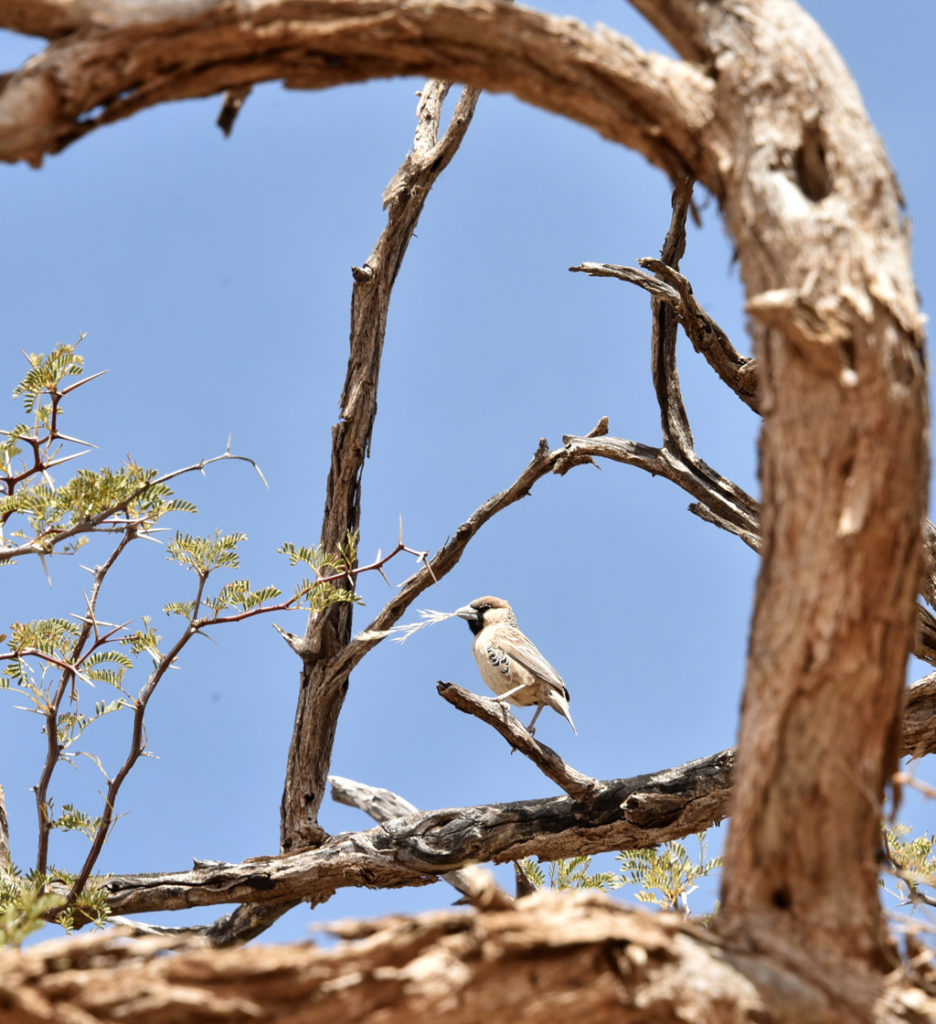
454, 596, 576, 735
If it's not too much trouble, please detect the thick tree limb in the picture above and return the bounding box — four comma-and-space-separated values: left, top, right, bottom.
329, 774, 513, 910
84, 677, 936, 922
94, 749, 734, 917
0, 1, 714, 173
11, 891, 932, 1024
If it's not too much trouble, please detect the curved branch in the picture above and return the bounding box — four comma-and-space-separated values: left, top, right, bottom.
0, 1, 714, 173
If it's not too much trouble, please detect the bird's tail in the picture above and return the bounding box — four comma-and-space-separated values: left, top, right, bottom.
552, 690, 577, 734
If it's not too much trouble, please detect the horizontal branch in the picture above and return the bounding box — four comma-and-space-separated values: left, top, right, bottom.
556, 432, 761, 551
97, 749, 733, 917
552, 426, 936, 665
15, 889, 919, 1024
89, 676, 936, 919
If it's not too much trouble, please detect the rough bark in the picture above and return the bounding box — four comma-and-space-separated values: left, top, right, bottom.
665, 2, 927, 979
0, 0, 929, 1018
2, 893, 934, 1024
278, 80, 480, 856
0, 0, 712, 171
29, 679, 935, 922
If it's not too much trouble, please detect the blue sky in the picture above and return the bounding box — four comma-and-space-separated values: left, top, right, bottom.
1, 1, 934, 943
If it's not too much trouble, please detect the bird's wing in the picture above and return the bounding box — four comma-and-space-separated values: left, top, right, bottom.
501, 628, 569, 697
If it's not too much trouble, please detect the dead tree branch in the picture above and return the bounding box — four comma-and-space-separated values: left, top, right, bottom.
81, 675, 936, 922
437, 683, 601, 803
565, 184, 760, 553
280, 81, 480, 855
0, 2, 714, 175
571, 180, 936, 672
17, 891, 934, 1024
574, 259, 760, 413
329, 775, 513, 910
96, 749, 736, 918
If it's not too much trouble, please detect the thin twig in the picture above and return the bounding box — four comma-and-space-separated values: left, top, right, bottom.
33, 529, 134, 874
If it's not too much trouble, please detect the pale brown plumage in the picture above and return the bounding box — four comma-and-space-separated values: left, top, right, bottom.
454, 596, 576, 735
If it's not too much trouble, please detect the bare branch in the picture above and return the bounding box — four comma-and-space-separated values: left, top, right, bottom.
0, 2, 713, 174
100, 749, 736, 918
652, 176, 694, 454
572, 259, 760, 413
640, 258, 760, 412
326, 434, 575, 685
280, 80, 481, 852
436, 683, 600, 803
0, 781, 9, 868
86, 675, 936, 921
558, 432, 760, 552
568, 181, 760, 555
329, 775, 513, 910
571, 253, 936, 663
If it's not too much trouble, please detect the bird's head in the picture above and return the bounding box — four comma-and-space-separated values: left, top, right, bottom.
454, 596, 515, 636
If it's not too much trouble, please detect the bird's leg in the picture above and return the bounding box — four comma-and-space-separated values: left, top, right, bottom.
526, 704, 545, 736
495, 682, 534, 704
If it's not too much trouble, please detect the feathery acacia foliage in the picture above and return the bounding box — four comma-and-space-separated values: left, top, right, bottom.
0, 342, 385, 938
519, 835, 724, 916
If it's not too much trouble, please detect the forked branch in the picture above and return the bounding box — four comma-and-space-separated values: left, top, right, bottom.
279, 81, 482, 855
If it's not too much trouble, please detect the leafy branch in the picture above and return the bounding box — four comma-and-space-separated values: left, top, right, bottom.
519, 831, 723, 917
882, 825, 936, 910
0, 343, 440, 925
0, 339, 263, 565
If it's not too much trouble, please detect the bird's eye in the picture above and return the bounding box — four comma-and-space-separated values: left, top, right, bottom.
477, 604, 490, 613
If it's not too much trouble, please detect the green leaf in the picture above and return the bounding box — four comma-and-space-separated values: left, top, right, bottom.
168, 530, 246, 576
12, 342, 86, 415
204, 580, 283, 613
164, 600, 197, 619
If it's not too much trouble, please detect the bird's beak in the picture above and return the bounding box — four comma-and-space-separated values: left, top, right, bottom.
454, 604, 478, 622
